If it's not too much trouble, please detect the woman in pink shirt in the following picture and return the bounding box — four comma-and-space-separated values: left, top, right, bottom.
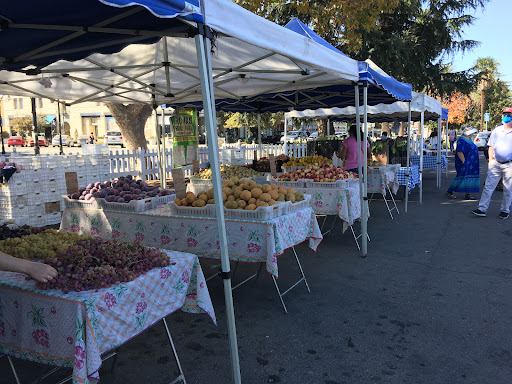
336, 125, 370, 174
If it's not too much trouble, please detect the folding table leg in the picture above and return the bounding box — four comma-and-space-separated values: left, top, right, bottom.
382, 193, 394, 220
350, 225, 371, 252
271, 247, 311, 314
162, 318, 188, 384
7, 356, 21, 384
387, 185, 400, 215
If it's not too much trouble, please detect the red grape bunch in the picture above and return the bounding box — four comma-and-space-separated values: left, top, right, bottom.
36, 238, 171, 293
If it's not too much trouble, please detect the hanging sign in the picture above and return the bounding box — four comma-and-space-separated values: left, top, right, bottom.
171, 168, 187, 199
171, 108, 197, 166
269, 154, 277, 177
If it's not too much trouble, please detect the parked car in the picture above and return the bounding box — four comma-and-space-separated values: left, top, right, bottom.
29, 136, 49, 147
52, 134, 73, 147
280, 130, 309, 143
473, 131, 491, 150
76, 135, 89, 146
104, 131, 124, 147
7, 136, 26, 147
335, 132, 348, 139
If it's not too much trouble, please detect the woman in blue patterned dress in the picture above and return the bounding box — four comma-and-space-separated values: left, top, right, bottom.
446, 127, 480, 200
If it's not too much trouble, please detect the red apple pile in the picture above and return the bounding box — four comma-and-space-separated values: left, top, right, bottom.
68, 174, 172, 203
278, 163, 358, 183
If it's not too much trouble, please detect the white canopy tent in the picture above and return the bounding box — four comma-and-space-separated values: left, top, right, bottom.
0, 1, 360, 382
287, 91, 444, 210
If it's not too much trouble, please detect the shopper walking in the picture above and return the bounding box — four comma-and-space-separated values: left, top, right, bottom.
448, 128, 457, 152
446, 127, 479, 200
472, 107, 512, 219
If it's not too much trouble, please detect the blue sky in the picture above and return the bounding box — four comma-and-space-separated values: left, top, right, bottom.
451, 0, 510, 84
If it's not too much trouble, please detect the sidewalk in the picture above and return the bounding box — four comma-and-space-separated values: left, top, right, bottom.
3, 153, 512, 384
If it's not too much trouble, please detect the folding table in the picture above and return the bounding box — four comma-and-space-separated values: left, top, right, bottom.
0, 250, 215, 384
60, 205, 323, 314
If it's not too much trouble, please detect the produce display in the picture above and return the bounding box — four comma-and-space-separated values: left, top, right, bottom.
36, 238, 171, 292
193, 165, 264, 180
252, 154, 289, 173
0, 229, 91, 260
278, 164, 358, 182
0, 224, 45, 241
67, 174, 172, 203
174, 177, 305, 209
283, 155, 332, 167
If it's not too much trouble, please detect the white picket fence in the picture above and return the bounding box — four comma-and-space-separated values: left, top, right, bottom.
108, 142, 307, 180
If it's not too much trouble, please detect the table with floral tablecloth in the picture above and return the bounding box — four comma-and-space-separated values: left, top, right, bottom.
295, 183, 362, 232
60, 207, 322, 279
367, 165, 400, 195
0, 250, 215, 384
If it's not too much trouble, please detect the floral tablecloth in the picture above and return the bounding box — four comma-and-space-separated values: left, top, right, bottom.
296, 184, 362, 232
60, 207, 322, 279
367, 170, 399, 195
0, 250, 215, 384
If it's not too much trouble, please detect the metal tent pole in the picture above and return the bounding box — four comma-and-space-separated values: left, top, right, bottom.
283, 115, 288, 156
152, 103, 163, 185
257, 113, 262, 158
161, 106, 167, 189
0, 113, 5, 155
31, 98, 40, 155
437, 117, 442, 188
405, 102, 412, 213
354, 84, 365, 257
445, 120, 449, 175
57, 101, 64, 155
195, 32, 241, 384
419, 111, 424, 204
362, 84, 369, 257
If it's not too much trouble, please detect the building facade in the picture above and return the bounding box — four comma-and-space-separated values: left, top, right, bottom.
0, 96, 157, 140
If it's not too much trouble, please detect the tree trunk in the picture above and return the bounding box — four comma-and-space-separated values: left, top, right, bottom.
317, 119, 328, 137
105, 103, 153, 150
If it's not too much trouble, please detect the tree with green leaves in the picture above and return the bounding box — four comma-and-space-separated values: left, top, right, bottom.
10, 115, 50, 136
356, 0, 488, 96
233, 0, 400, 52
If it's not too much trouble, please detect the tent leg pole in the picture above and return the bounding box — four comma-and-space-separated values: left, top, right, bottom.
437, 118, 442, 188
405, 102, 412, 213
362, 84, 368, 257
354, 84, 366, 257
257, 113, 262, 159
195, 33, 242, 384
420, 112, 424, 204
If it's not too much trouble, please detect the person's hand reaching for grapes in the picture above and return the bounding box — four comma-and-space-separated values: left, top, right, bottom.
26, 261, 58, 283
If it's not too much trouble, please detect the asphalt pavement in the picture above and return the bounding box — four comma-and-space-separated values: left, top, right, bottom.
3, 152, 512, 384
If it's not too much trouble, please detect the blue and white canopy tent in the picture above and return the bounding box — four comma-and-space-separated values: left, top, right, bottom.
282, 18, 412, 257
0, 1, 362, 382
287, 92, 446, 206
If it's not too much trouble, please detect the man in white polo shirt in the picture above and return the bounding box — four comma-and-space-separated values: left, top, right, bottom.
472, 107, 512, 219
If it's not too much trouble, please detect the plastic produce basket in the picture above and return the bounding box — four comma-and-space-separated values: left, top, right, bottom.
280, 194, 312, 215
168, 202, 216, 218
270, 178, 307, 189
222, 203, 284, 221
99, 197, 153, 213
151, 194, 176, 209
304, 179, 357, 189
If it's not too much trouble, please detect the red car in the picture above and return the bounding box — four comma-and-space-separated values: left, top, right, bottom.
29, 136, 49, 147
7, 136, 26, 147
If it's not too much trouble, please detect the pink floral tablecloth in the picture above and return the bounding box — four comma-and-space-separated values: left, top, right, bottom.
297, 184, 362, 232
0, 250, 215, 384
60, 207, 322, 278
367, 170, 399, 195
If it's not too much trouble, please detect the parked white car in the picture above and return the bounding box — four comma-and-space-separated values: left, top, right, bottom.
280, 130, 309, 142
51, 134, 73, 147
104, 131, 124, 147
473, 131, 491, 150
